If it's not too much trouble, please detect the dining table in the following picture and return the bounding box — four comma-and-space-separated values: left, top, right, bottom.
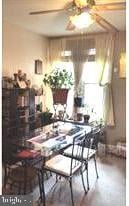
25, 121, 92, 203
9, 121, 92, 201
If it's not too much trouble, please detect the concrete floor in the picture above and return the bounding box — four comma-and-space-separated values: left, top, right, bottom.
32, 155, 126, 206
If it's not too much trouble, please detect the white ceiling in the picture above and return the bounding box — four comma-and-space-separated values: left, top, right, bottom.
3, 0, 126, 37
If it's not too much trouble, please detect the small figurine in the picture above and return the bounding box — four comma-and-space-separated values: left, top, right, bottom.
26, 80, 31, 88
18, 69, 22, 81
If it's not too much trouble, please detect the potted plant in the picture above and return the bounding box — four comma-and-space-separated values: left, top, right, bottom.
40, 108, 53, 126
83, 104, 92, 123
84, 114, 90, 123
43, 69, 73, 104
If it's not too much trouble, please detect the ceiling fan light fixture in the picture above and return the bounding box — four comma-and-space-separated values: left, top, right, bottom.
70, 12, 94, 29
74, 0, 95, 9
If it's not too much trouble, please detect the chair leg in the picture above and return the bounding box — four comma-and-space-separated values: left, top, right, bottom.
18, 182, 21, 194
40, 170, 46, 206
80, 168, 87, 194
85, 162, 90, 190
45, 171, 49, 179
10, 181, 14, 191
29, 180, 33, 192
69, 178, 74, 206
37, 170, 43, 203
49, 171, 52, 176
3, 165, 8, 188
55, 174, 58, 183
94, 155, 99, 178
37, 169, 45, 206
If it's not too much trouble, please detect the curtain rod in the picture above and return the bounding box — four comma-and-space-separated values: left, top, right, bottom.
48, 31, 120, 40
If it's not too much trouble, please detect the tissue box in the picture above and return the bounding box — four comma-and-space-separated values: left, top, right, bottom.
117, 142, 126, 158
107, 144, 118, 155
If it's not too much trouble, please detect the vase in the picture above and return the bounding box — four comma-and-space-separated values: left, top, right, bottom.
74, 97, 84, 107
84, 114, 90, 123
77, 113, 83, 121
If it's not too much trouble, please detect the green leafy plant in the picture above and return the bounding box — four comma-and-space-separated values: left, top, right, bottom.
43, 69, 73, 89
41, 107, 53, 125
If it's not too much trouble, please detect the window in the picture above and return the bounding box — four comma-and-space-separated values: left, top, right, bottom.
82, 61, 104, 122
52, 61, 74, 77
51, 43, 104, 122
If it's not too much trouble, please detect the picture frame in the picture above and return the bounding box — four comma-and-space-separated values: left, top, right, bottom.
35, 59, 42, 74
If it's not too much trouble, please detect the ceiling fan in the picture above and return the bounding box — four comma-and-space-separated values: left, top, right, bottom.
29, 0, 126, 32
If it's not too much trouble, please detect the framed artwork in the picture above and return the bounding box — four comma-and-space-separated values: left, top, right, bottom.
35, 59, 42, 74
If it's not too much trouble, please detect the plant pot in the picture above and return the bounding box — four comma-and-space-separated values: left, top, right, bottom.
36, 102, 42, 112
84, 114, 90, 123
40, 112, 53, 125
74, 97, 84, 107
77, 113, 83, 121
58, 110, 64, 120
52, 88, 69, 104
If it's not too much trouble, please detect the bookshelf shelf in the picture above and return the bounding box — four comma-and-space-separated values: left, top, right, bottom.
2, 88, 36, 163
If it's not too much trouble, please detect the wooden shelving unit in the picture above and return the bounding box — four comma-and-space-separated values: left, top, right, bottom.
2, 88, 35, 163
2, 88, 35, 138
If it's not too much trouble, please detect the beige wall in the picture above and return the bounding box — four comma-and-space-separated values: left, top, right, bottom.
3, 21, 49, 87
3, 21, 51, 110
106, 31, 126, 144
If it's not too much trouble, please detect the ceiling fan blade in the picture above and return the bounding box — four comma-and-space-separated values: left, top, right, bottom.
93, 2, 126, 11
66, 21, 76, 31
29, 8, 65, 15
91, 12, 118, 32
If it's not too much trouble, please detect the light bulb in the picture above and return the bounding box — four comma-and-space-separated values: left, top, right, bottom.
70, 12, 94, 29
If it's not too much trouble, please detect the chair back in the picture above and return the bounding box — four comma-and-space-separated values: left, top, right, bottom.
91, 126, 101, 150
82, 132, 95, 160
70, 132, 88, 176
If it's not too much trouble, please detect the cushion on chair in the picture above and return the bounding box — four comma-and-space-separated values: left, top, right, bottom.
16, 150, 41, 159
64, 145, 96, 160
44, 155, 81, 177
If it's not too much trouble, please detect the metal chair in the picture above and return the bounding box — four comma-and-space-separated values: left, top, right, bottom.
63, 128, 100, 190
3, 149, 41, 195
39, 133, 88, 206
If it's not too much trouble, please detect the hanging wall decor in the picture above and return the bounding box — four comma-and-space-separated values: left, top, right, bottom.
119, 52, 126, 78
35, 59, 42, 74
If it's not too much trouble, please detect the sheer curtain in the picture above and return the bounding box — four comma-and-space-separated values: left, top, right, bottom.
65, 37, 95, 90
49, 38, 66, 65
48, 38, 74, 117
95, 34, 115, 126
49, 36, 95, 91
